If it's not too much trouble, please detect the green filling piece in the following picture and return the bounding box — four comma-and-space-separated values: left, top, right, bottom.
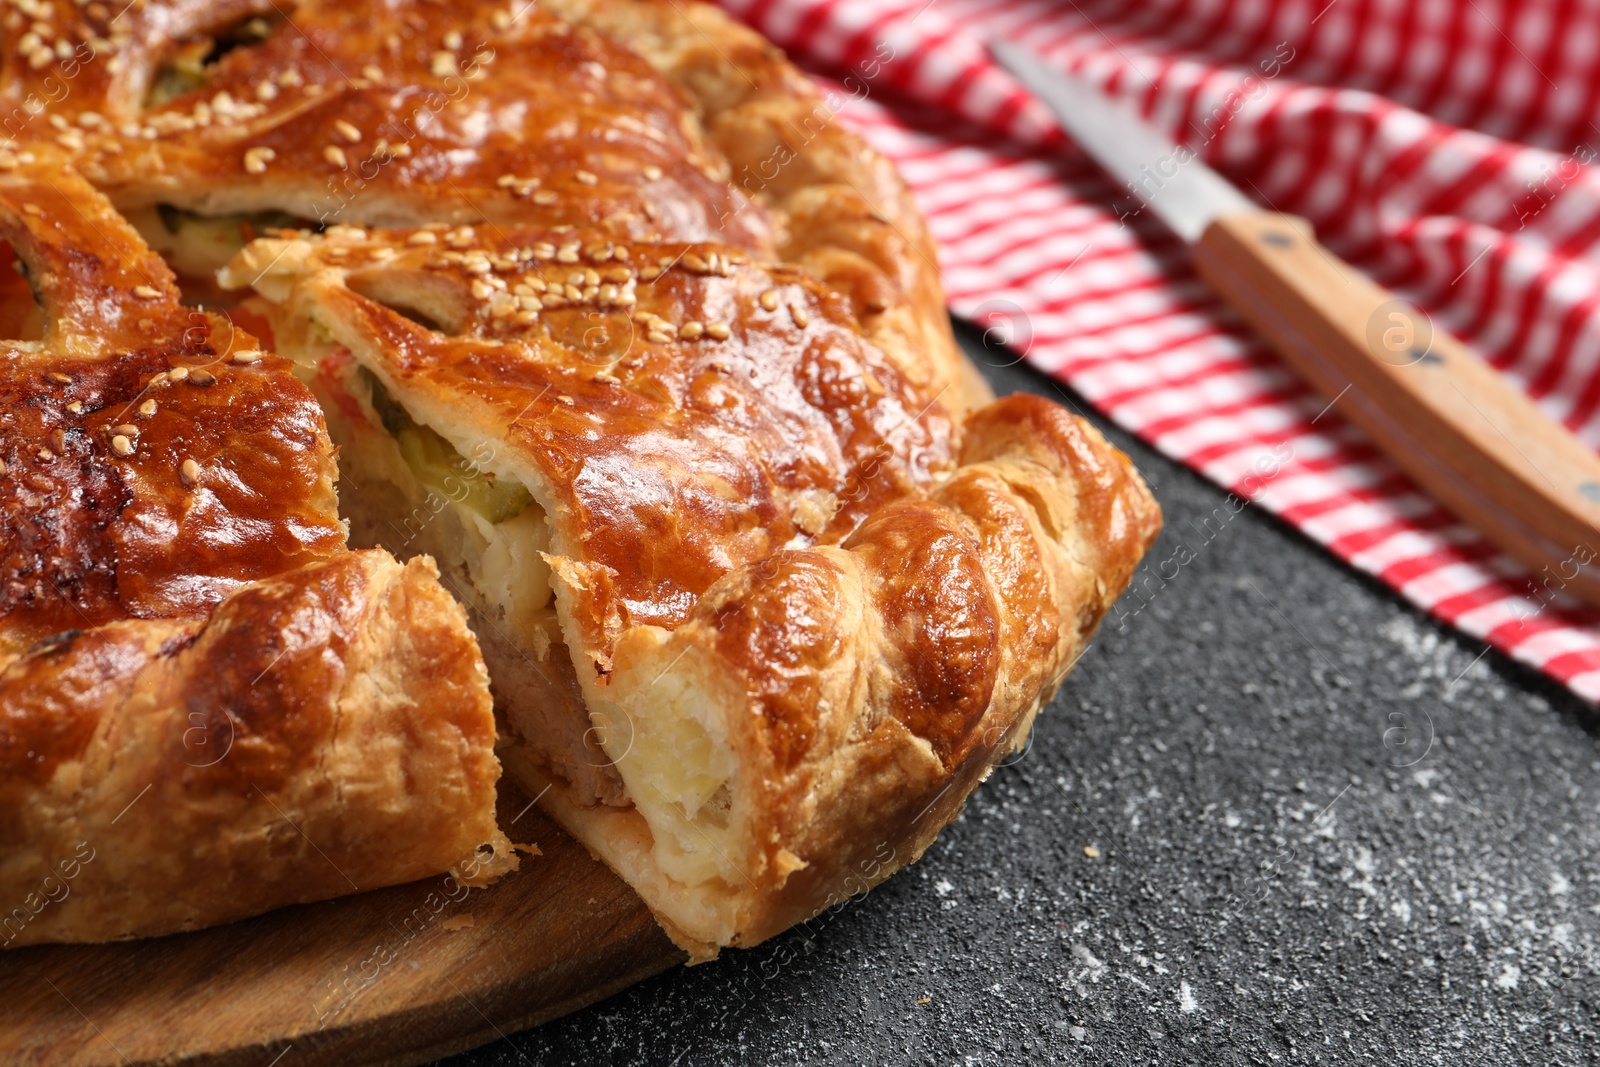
147, 41, 210, 107
361, 368, 532, 524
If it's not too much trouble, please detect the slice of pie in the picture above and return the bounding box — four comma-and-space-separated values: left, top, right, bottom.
223, 214, 1158, 955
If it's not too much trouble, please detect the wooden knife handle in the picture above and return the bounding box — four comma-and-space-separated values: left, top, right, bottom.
1193, 212, 1600, 606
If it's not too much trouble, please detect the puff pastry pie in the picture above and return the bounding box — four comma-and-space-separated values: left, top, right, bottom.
0, 0, 1159, 956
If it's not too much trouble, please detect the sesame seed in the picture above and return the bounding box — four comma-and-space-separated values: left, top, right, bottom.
706, 322, 731, 340
646, 330, 672, 345
679, 321, 704, 339
443, 30, 463, 50
789, 302, 810, 328
0, 151, 16, 171
133, 284, 160, 299
681, 252, 707, 273
431, 51, 456, 77
180, 458, 200, 486
22, 203, 43, 216
110, 434, 134, 457
49, 428, 64, 453
137, 398, 158, 417
66, 400, 83, 414
556, 242, 580, 263
642, 165, 662, 180
362, 64, 383, 82
759, 289, 779, 312
168, 366, 190, 382
532, 189, 558, 205
406, 231, 438, 246
575, 170, 598, 185
243, 146, 276, 174
334, 119, 361, 143
37, 448, 54, 461
188, 369, 215, 386
112, 424, 138, 436
256, 81, 279, 101
324, 145, 348, 168
470, 279, 492, 300
231, 349, 262, 364
47, 371, 71, 384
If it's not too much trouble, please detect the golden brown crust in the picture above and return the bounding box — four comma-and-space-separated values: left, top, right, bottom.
0, 154, 345, 654
536, 0, 983, 409
10, 0, 769, 243
0, 551, 508, 947
0, 155, 508, 946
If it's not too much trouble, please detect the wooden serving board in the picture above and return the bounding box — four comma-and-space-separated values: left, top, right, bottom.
0, 785, 685, 1066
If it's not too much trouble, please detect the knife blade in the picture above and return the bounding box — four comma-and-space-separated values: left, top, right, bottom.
990, 38, 1600, 606
988, 38, 1254, 242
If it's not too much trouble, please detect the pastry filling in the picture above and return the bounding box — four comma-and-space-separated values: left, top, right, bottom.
145, 12, 287, 108
126, 206, 306, 303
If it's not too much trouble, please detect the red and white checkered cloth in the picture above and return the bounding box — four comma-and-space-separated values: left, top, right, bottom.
714, 0, 1600, 701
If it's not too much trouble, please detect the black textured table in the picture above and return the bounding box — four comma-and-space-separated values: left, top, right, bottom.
436, 324, 1600, 1066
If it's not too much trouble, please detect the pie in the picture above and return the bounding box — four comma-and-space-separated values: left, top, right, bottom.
0, 0, 1160, 958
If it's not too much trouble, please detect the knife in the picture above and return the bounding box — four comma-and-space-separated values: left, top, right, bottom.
991, 38, 1600, 608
